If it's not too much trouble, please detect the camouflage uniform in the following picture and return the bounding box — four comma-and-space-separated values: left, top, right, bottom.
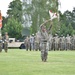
35, 32, 40, 51
65, 34, 71, 50
3, 32, 9, 53
52, 37, 55, 50
54, 34, 59, 50
71, 35, 75, 50
24, 36, 30, 51
30, 35, 35, 51
39, 25, 49, 62
48, 34, 53, 51
59, 36, 65, 50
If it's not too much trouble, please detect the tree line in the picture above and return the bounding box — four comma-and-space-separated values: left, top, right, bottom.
1, 0, 75, 40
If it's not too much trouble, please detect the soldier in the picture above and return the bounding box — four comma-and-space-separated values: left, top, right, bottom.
48, 34, 53, 51
59, 35, 65, 50
52, 36, 55, 50
30, 34, 35, 51
39, 25, 49, 62
24, 36, 30, 51
0, 33, 3, 52
65, 34, 71, 50
35, 32, 40, 51
71, 35, 75, 50
54, 34, 59, 50
3, 32, 9, 53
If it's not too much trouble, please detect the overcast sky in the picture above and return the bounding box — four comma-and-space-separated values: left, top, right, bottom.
59, 0, 75, 13
0, 0, 13, 16
0, 0, 75, 16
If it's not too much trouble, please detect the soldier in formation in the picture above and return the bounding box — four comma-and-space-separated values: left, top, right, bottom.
29, 34, 35, 51
2, 32, 9, 53
71, 35, 75, 50
48, 34, 53, 51
35, 31, 40, 51
48, 34, 73, 51
59, 36, 65, 50
24, 36, 30, 51
24, 33, 75, 51
65, 34, 71, 50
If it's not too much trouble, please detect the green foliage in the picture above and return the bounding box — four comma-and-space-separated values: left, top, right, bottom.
52, 19, 59, 35
7, 0, 23, 23
60, 23, 67, 36
2, 0, 75, 38
2, 17, 8, 29
1, 0, 23, 39
23, 0, 58, 34
59, 8, 75, 36
2, 17, 23, 39
67, 23, 73, 36
71, 7, 75, 29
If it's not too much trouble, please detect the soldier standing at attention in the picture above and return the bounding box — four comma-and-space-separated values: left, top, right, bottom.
24, 36, 30, 51
39, 25, 49, 62
35, 32, 40, 51
30, 34, 35, 51
3, 32, 9, 53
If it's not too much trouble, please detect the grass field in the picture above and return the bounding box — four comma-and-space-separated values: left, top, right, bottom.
0, 49, 75, 75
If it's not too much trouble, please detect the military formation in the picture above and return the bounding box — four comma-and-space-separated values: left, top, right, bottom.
24, 33, 75, 51
48, 34, 75, 51
0, 32, 9, 53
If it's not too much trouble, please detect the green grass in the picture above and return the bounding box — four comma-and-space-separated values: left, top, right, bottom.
0, 49, 75, 75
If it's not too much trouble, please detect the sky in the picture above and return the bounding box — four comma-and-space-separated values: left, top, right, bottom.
0, 0, 13, 17
0, 0, 75, 17
59, 0, 75, 13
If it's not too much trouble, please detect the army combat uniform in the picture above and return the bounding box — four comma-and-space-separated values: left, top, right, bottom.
35, 32, 40, 51
39, 25, 49, 62
3, 32, 9, 53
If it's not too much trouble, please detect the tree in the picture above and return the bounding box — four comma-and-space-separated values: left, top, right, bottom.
23, 0, 59, 34
7, 0, 23, 23
72, 7, 75, 29
59, 10, 74, 36
63, 10, 72, 27
2, 17, 23, 39
2, 16, 8, 30
67, 23, 73, 36
2, 0, 23, 39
